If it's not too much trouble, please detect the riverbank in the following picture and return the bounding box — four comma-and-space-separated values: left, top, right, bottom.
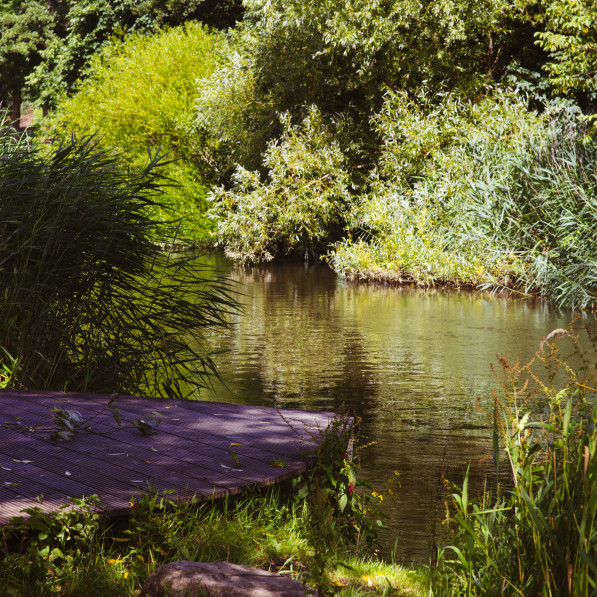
0, 488, 432, 596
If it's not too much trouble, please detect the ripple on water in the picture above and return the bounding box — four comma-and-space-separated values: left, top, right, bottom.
196, 258, 576, 563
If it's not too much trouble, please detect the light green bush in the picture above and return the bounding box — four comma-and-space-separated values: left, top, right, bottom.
209, 107, 355, 262
46, 23, 226, 242
333, 89, 597, 307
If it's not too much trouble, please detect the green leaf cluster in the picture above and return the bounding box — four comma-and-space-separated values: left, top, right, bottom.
537, 0, 597, 97
210, 107, 355, 262
0, 0, 53, 115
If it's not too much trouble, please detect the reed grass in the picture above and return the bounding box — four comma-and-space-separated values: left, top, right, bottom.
438, 323, 597, 596
0, 118, 238, 397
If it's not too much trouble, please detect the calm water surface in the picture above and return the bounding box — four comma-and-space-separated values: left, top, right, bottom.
197, 259, 576, 564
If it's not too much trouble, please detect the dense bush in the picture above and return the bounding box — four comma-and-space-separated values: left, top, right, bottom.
461, 113, 597, 309
0, 122, 236, 397
331, 91, 597, 307
332, 90, 542, 287
196, 0, 538, 171
209, 107, 355, 262
47, 23, 226, 242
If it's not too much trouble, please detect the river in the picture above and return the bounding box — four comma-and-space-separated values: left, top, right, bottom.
196, 259, 577, 564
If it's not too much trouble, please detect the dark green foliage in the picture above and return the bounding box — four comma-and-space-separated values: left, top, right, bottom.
537, 0, 597, 102
0, 122, 237, 397
10, 0, 243, 110
0, 0, 53, 119
0, 491, 309, 596
197, 0, 544, 172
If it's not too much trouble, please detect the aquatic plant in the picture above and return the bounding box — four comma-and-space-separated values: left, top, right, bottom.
438, 323, 597, 595
0, 120, 237, 397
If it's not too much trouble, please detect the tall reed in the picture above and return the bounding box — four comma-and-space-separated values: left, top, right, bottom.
461, 114, 597, 310
0, 118, 238, 397
438, 323, 597, 596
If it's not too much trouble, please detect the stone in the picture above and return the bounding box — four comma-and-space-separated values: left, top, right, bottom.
140, 560, 315, 597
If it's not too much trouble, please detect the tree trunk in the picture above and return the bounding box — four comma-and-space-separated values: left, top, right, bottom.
10, 89, 21, 126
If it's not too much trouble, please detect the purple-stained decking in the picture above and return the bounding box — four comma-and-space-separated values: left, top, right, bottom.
0, 390, 337, 525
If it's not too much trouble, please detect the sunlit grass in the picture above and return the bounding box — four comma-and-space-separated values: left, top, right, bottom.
331, 558, 432, 596
0, 489, 431, 597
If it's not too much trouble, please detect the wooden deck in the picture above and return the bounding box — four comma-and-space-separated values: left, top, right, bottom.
0, 390, 336, 526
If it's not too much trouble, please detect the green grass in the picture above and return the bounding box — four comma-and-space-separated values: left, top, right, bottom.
0, 489, 432, 597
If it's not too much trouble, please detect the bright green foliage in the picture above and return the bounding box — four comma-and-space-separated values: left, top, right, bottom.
47, 23, 225, 241
331, 89, 597, 307
537, 0, 597, 97
461, 113, 597, 309
0, 123, 237, 397
332, 90, 541, 287
210, 107, 354, 262
438, 325, 597, 596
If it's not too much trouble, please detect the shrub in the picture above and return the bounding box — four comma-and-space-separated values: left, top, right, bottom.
46, 23, 226, 242
332, 89, 597, 308
461, 112, 597, 309
332, 89, 541, 287
209, 107, 355, 263
0, 122, 237, 397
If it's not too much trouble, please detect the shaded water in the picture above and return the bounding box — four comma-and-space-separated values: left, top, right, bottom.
197, 259, 575, 564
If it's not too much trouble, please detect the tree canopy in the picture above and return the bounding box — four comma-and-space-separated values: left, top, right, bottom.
0, 0, 243, 117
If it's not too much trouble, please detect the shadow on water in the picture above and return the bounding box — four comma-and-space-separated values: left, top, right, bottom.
195, 256, 578, 564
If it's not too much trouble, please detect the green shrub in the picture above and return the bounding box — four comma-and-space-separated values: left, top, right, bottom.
461, 112, 597, 309
209, 107, 355, 262
332, 89, 597, 308
195, 0, 537, 173
332, 89, 541, 287
0, 123, 236, 397
46, 23, 226, 242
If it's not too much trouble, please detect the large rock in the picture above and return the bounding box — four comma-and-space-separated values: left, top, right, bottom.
141, 560, 315, 597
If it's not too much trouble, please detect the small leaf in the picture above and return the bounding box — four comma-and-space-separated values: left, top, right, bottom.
230, 451, 243, 468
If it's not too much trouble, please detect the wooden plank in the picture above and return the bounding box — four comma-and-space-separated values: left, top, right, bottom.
0, 390, 338, 526
0, 402, 305, 488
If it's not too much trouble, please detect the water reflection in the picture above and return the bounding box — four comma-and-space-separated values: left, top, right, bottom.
196, 258, 576, 563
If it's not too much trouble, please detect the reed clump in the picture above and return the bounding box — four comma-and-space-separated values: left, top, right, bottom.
438, 322, 597, 596
0, 119, 237, 397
